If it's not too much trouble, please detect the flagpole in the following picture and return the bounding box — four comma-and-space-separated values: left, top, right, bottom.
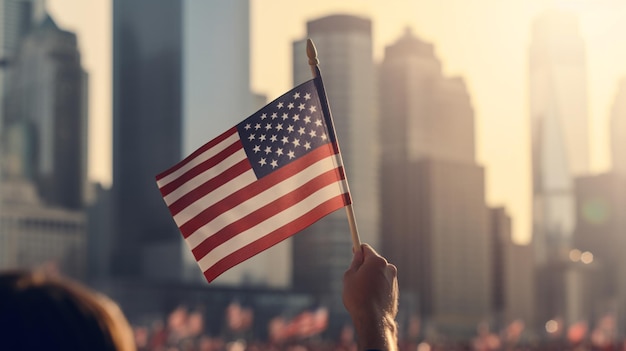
306, 38, 362, 252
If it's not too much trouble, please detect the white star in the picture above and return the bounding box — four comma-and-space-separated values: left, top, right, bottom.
298, 103, 305, 111
292, 138, 300, 147
304, 141, 311, 150
277, 102, 284, 109
293, 92, 300, 99
270, 159, 278, 168
282, 113, 289, 120
265, 123, 272, 130
281, 136, 289, 144
248, 134, 256, 141
259, 134, 266, 141
276, 147, 284, 156
275, 123, 283, 131
287, 125, 295, 133
271, 112, 278, 119
298, 127, 306, 135
259, 158, 267, 166
309, 105, 317, 113
264, 146, 272, 154
287, 150, 296, 159
244, 123, 251, 130
304, 93, 311, 100
288, 102, 294, 109
270, 135, 278, 142
321, 133, 327, 140
315, 119, 323, 127
303, 116, 311, 124
260, 113, 267, 120
309, 130, 317, 138
292, 114, 300, 122
253, 145, 261, 153
254, 123, 261, 130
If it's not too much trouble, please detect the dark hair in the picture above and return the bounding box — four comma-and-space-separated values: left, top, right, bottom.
0, 271, 135, 351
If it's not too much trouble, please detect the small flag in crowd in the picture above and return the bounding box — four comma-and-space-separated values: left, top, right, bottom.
156, 77, 351, 282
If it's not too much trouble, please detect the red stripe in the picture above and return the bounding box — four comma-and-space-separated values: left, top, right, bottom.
156, 127, 238, 181
158, 140, 243, 197
178, 143, 339, 238
168, 159, 250, 216
202, 195, 347, 283
191, 168, 345, 260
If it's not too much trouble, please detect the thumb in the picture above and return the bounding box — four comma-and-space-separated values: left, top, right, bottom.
349, 244, 365, 271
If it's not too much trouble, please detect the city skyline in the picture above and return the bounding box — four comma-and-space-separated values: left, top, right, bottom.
47, 0, 626, 243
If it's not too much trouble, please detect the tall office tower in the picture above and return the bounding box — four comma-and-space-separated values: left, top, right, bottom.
113, 0, 185, 279
183, 0, 254, 154
113, 0, 274, 285
292, 15, 379, 314
3, 14, 86, 210
0, 0, 45, 122
379, 29, 491, 336
529, 10, 590, 265
610, 78, 626, 175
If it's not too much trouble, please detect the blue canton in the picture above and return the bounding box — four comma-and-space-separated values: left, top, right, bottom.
237, 80, 330, 179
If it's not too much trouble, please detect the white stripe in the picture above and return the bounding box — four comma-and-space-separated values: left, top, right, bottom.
157, 131, 239, 188
185, 154, 341, 249
172, 169, 256, 225
163, 148, 249, 206
195, 180, 346, 272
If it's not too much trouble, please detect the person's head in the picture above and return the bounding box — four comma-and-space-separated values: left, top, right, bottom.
0, 270, 136, 351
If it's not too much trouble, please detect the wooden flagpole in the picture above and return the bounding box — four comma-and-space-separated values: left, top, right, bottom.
306, 38, 362, 252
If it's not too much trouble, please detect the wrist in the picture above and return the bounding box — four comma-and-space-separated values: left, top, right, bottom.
352, 313, 398, 351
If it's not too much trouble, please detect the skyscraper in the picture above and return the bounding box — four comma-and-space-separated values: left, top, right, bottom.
0, 9, 88, 280
379, 29, 492, 336
112, 0, 271, 285
0, 0, 46, 122
183, 0, 255, 154
529, 10, 590, 265
4, 14, 86, 209
112, 0, 185, 279
292, 15, 379, 314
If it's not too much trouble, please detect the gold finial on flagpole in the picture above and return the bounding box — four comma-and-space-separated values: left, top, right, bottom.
306, 38, 319, 67
306, 39, 321, 79
306, 38, 362, 252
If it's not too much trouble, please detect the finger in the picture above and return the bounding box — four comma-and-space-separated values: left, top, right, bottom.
386, 263, 398, 277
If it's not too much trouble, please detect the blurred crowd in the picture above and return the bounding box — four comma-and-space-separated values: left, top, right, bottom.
129, 305, 626, 351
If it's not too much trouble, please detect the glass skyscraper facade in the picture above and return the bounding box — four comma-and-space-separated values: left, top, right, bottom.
292, 15, 379, 318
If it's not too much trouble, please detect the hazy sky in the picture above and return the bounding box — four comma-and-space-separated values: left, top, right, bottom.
46, 0, 626, 244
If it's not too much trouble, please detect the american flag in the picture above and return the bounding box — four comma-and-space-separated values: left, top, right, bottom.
156, 78, 351, 283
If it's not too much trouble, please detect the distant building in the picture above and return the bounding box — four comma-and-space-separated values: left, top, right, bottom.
291, 14, 379, 318
536, 255, 602, 329
112, 0, 190, 281
379, 29, 491, 337
529, 9, 590, 266
610, 78, 626, 175
113, 0, 279, 287
3, 14, 87, 210
0, 0, 46, 124
573, 173, 626, 317
490, 207, 535, 332
0, 178, 86, 279
529, 10, 591, 331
